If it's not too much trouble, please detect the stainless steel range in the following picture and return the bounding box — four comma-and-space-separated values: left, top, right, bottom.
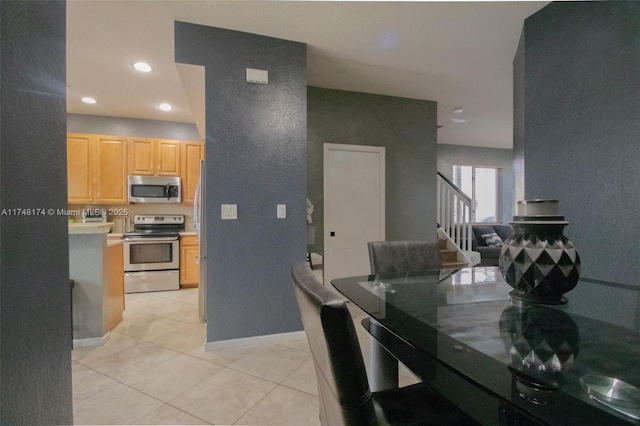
123, 214, 184, 293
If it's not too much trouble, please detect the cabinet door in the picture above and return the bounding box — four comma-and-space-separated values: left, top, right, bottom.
156, 140, 181, 176
180, 244, 199, 286
95, 136, 128, 204
181, 142, 203, 205
128, 138, 155, 175
105, 243, 124, 332
67, 134, 93, 203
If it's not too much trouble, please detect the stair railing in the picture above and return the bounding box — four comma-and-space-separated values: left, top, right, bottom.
437, 172, 473, 252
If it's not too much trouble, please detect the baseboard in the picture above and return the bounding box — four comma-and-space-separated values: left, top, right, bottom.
73, 332, 111, 349
204, 330, 306, 351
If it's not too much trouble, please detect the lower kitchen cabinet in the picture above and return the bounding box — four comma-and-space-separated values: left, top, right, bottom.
180, 235, 199, 288
105, 241, 125, 332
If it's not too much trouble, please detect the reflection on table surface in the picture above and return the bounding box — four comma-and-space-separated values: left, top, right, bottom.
332, 266, 640, 425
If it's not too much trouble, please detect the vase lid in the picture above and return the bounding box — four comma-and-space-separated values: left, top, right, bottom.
517, 199, 559, 216
509, 220, 569, 226
512, 215, 565, 222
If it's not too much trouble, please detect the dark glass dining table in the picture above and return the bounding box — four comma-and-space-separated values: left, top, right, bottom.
332, 267, 640, 425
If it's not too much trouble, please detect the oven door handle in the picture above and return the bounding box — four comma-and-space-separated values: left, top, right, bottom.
124, 237, 179, 243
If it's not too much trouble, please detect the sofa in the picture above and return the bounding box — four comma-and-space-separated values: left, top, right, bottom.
471, 224, 513, 266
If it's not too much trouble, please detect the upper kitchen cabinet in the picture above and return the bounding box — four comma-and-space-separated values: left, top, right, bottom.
157, 140, 181, 176
128, 138, 155, 175
128, 138, 181, 177
67, 133, 128, 204
95, 136, 128, 204
181, 141, 204, 205
67, 134, 93, 203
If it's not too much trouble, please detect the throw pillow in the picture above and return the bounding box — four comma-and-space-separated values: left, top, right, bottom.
481, 232, 503, 247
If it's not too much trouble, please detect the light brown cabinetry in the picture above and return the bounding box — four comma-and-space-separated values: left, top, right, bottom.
181, 142, 204, 205
67, 133, 127, 204
67, 134, 93, 203
128, 138, 155, 175
95, 136, 128, 203
180, 235, 199, 288
105, 241, 125, 332
128, 138, 181, 177
157, 140, 181, 176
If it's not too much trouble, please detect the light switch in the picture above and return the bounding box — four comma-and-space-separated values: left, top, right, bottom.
277, 204, 286, 219
221, 204, 237, 220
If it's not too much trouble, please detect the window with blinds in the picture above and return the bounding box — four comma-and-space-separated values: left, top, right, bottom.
453, 165, 501, 223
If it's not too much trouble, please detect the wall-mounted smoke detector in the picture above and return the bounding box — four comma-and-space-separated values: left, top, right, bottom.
453, 107, 464, 114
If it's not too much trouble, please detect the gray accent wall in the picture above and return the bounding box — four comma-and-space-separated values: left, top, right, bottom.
437, 144, 514, 224
515, 2, 640, 286
307, 87, 438, 254
0, 1, 73, 423
67, 113, 201, 141
513, 30, 525, 204
69, 234, 108, 340
175, 22, 307, 342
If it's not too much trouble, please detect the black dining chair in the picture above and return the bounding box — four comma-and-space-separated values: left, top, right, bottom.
291, 262, 478, 425
367, 240, 441, 278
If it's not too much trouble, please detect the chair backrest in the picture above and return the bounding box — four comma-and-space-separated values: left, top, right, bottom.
291, 262, 377, 426
368, 240, 441, 278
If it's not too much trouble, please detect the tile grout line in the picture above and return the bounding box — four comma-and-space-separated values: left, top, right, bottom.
74, 288, 322, 425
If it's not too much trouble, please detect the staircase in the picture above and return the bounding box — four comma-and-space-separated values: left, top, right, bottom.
438, 234, 468, 269
436, 172, 480, 267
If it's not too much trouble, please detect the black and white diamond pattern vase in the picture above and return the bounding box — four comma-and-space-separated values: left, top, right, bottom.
499, 305, 580, 390
499, 200, 580, 306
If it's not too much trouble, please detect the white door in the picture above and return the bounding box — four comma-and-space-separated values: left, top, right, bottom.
323, 143, 385, 285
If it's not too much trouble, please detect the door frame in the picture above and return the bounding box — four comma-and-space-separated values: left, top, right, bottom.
323, 143, 386, 284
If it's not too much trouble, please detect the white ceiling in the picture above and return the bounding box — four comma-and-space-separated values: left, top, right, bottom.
67, 1, 548, 149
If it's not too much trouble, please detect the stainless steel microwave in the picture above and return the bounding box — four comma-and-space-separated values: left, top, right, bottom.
128, 175, 181, 203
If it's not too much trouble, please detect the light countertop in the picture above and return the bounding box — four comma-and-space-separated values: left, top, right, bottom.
69, 222, 113, 235
107, 239, 124, 247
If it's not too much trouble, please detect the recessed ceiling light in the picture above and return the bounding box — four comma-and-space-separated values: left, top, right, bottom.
451, 118, 466, 123
453, 107, 464, 114
133, 62, 152, 72
81, 97, 97, 104
157, 103, 173, 111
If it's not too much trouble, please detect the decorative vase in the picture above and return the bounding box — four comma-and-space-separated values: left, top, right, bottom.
499, 200, 580, 306
499, 306, 579, 387
499, 305, 580, 403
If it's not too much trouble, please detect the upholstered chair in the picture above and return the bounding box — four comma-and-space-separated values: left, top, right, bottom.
291, 262, 478, 426
367, 240, 441, 279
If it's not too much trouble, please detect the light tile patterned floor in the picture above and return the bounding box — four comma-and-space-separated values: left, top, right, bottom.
72, 261, 418, 425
